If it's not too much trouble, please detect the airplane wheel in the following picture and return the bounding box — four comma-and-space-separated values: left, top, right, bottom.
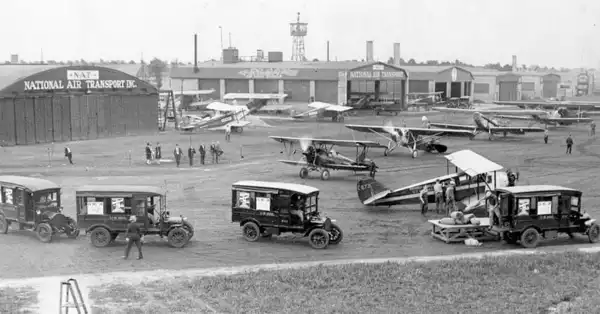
394, 112, 398, 116
299, 167, 309, 179
238, 127, 244, 133
411, 151, 418, 158
488, 135, 493, 141
320, 169, 330, 181
384, 148, 389, 156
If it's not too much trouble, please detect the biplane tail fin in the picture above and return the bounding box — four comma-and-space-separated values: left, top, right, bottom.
357, 177, 391, 206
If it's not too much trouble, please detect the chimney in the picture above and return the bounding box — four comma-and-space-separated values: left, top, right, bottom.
193, 34, 199, 73
366, 41, 374, 62
512, 55, 517, 72
393, 43, 401, 65
326, 41, 330, 62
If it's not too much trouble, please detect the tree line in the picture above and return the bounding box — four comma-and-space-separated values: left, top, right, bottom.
2, 59, 193, 66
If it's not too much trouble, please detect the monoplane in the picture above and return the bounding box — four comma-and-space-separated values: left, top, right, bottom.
270, 136, 386, 180
356, 150, 511, 211
345, 123, 474, 158
430, 107, 546, 140
491, 100, 595, 126
292, 102, 353, 122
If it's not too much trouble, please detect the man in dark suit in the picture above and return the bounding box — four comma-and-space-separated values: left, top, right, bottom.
199, 143, 206, 165
124, 215, 143, 260
64, 146, 73, 164
188, 146, 196, 167
174, 144, 183, 167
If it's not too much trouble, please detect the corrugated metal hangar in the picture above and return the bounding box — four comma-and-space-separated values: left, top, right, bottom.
471, 71, 561, 102
0, 66, 158, 146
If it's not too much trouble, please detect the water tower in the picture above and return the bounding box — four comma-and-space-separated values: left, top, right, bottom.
290, 12, 307, 61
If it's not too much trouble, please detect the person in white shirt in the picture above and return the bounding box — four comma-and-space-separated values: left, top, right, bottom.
433, 179, 444, 214
225, 125, 232, 142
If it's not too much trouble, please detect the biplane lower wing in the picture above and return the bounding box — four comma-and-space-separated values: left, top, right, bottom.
269, 136, 386, 148
489, 125, 545, 134
279, 160, 370, 171
420, 123, 478, 132
433, 107, 545, 116
206, 120, 251, 131
495, 115, 592, 125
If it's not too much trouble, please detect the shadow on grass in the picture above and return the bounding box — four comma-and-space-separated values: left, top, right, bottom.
87, 251, 600, 314
0, 287, 38, 314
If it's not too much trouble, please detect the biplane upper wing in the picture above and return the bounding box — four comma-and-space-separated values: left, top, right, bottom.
345, 124, 474, 138
495, 115, 593, 125
433, 107, 545, 116
223, 93, 288, 100
444, 149, 503, 177
308, 102, 353, 112
269, 136, 386, 148
427, 123, 478, 132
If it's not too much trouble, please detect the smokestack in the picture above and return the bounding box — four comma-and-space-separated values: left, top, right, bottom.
327, 41, 330, 62
393, 43, 401, 65
193, 34, 199, 73
366, 41, 374, 62
512, 55, 517, 72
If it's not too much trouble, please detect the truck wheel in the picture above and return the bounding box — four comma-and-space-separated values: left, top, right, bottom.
167, 227, 189, 248
90, 227, 111, 247
299, 167, 309, 179
183, 221, 195, 241
242, 222, 260, 242
308, 228, 330, 249
329, 224, 344, 245
36, 223, 53, 243
320, 169, 330, 181
588, 223, 600, 243
520, 228, 540, 248
0, 215, 8, 234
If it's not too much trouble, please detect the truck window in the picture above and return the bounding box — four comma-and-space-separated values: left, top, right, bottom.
1, 187, 13, 204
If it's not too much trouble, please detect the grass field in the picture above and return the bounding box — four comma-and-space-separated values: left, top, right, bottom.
86, 251, 600, 314
0, 109, 599, 283
0, 287, 38, 314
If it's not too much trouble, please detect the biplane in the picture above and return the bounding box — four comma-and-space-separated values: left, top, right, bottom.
292, 102, 353, 122
407, 92, 445, 107
180, 102, 255, 133
430, 108, 546, 140
357, 150, 511, 211
269, 136, 386, 180
490, 100, 595, 126
344, 123, 474, 158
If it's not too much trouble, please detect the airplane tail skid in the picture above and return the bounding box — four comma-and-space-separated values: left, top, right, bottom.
357, 177, 392, 205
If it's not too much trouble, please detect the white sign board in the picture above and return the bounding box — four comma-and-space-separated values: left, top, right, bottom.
518, 199, 530, 215
537, 201, 552, 215
67, 70, 100, 80
112, 198, 125, 213
87, 202, 104, 215
256, 197, 271, 211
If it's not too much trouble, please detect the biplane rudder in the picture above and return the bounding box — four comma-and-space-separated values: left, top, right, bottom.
357, 177, 391, 205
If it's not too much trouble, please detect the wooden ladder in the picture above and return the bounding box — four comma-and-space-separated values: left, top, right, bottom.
59, 278, 88, 314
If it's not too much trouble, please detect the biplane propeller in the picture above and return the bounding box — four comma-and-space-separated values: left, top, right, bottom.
269, 136, 386, 180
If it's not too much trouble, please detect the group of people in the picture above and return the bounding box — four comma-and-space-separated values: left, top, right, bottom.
145, 141, 224, 167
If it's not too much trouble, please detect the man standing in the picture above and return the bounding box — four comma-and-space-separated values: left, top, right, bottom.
155, 142, 162, 159
145, 143, 152, 165
173, 144, 183, 167
214, 141, 222, 164
64, 146, 74, 165
507, 169, 517, 187
566, 134, 574, 154
591, 121, 596, 137
446, 181, 456, 214
486, 191, 500, 228
225, 124, 232, 142
433, 179, 444, 214
188, 145, 196, 167
544, 129, 549, 144
210, 141, 216, 164
419, 185, 429, 216
123, 215, 143, 260
199, 143, 206, 165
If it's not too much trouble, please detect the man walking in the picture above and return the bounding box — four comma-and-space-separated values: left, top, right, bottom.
210, 141, 216, 164
155, 142, 162, 159
225, 124, 232, 142
64, 146, 74, 165
145, 143, 152, 165
173, 144, 183, 167
566, 134, 574, 154
591, 121, 596, 137
214, 141, 222, 164
446, 181, 456, 214
124, 215, 143, 260
544, 129, 549, 144
199, 143, 206, 165
433, 179, 444, 214
188, 145, 196, 167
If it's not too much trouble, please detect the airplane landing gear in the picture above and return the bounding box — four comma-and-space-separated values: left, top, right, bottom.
299, 167, 309, 179
320, 169, 330, 181
411, 150, 418, 158
384, 148, 389, 156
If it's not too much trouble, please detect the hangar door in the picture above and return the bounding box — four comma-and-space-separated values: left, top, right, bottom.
225, 79, 249, 94
408, 80, 429, 93
0, 99, 16, 145
543, 81, 558, 98
284, 80, 310, 101
314, 81, 338, 103
499, 82, 518, 101
198, 79, 221, 99
254, 79, 279, 94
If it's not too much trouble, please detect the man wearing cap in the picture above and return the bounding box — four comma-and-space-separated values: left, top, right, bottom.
124, 215, 144, 260
446, 181, 456, 214
486, 191, 501, 228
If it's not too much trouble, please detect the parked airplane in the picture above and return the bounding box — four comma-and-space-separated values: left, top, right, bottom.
291, 102, 353, 122
345, 123, 474, 158
357, 149, 511, 212
494, 100, 600, 111
180, 102, 261, 132
492, 100, 596, 125
270, 136, 386, 180
430, 107, 546, 140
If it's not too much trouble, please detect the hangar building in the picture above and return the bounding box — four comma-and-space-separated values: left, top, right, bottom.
402, 66, 474, 99
0, 65, 158, 146
471, 70, 562, 102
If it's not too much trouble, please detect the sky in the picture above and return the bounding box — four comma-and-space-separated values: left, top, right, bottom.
1, 0, 599, 68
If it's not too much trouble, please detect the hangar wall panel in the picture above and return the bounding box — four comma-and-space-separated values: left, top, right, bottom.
70, 96, 83, 141
43, 98, 53, 142
51, 98, 63, 142
314, 81, 338, 103
543, 82, 558, 98
96, 96, 108, 138
499, 82, 518, 101
225, 79, 249, 93
87, 96, 100, 140
14, 99, 27, 145
59, 97, 72, 141
254, 79, 279, 94
198, 79, 221, 99
284, 80, 310, 101
408, 80, 429, 93
0, 99, 16, 145
24, 99, 36, 145
34, 98, 47, 143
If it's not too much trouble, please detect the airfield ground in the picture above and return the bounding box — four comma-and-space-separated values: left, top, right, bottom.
1, 107, 600, 312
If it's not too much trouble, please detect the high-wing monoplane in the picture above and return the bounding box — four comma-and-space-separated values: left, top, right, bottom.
344, 123, 474, 158
292, 102, 353, 122
430, 107, 546, 140
357, 149, 511, 211
269, 136, 386, 180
